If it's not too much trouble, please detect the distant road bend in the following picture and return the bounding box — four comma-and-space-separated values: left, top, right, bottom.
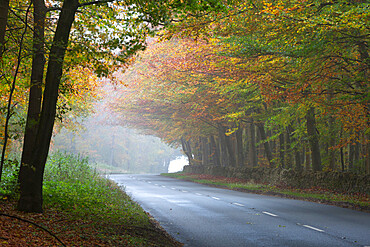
109, 174, 370, 247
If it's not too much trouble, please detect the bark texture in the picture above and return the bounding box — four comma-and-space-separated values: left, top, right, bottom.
19, 0, 45, 183
18, 0, 79, 212
0, 0, 9, 54
306, 107, 322, 172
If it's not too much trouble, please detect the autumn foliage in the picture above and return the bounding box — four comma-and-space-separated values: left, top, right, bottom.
111, 0, 369, 174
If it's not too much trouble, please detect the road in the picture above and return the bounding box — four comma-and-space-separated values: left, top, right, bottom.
109, 174, 370, 247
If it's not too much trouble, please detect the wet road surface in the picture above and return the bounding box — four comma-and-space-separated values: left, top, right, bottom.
109, 174, 370, 247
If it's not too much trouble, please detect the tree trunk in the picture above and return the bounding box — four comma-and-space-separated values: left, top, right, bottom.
1, 3, 31, 184
305, 144, 311, 170
306, 107, 322, 171
285, 127, 292, 169
279, 133, 285, 168
248, 119, 257, 167
236, 126, 244, 167
366, 135, 370, 174
201, 137, 210, 166
301, 145, 305, 169
328, 115, 336, 170
181, 137, 193, 166
243, 125, 248, 165
18, 0, 79, 212
340, 146, 345, 171
349, 143, 354, 171
224, 129, 236, 167
192, 138, 202, 165
294, 148, 302, 171
287, 125, 302, 171
218, 126, 229, 167
19, 0, 45, 183
0, 0, 9, 55
256, 122, 274, 167
210, 135, 220, 166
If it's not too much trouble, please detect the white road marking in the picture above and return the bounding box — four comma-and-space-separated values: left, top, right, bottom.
303, 225, 325, 232
233, 203, 244, 207
212, 197, 220, 200
182, 190, 188, 193
162, 186, 166, 188
171, 188, 176, 190
148, 181, 152, 183
154, 184, 159, 186
195, 193, 202, 196
262, 211, 278, 217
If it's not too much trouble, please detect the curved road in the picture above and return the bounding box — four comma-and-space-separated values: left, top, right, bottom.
109, 174, 370, 247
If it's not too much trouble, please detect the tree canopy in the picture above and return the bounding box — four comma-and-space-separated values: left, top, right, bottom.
0, 0, 369, 212
111, 0, 369, 173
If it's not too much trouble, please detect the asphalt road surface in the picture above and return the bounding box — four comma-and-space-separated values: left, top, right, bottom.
109, 174, 370, 247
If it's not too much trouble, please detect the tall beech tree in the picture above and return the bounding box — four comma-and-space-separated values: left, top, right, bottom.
12, 0, 228, 212
18, 0, 45, 201
18, 0, 80, 212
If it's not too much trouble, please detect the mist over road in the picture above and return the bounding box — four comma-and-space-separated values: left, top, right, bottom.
109, 174, 370, 247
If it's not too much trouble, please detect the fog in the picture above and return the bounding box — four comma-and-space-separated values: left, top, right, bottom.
52, 117, 185, 174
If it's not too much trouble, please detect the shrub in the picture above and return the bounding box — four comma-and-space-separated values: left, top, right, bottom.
43, 152, 149, 227
0, 159, 19, 198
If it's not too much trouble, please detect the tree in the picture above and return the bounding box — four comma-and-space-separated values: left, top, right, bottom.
18, 0, 80, 212
18, 0, 45, 190
16, 0, 219, 212
112, 0, 369, 173
0, 0, 9, 54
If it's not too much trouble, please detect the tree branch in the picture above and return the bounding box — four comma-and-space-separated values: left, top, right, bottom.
0, 3, 31, 184
79, 0, 117, 8
0, 213, 66, 246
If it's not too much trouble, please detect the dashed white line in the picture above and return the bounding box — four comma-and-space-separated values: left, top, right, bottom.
262, 211, 278, 217
171, 188, 176, 190
162, 185, 166, 188
212, 197, 220, 200
154, 184, 159, 186
147, 181, 152, 183
195, 193, 202, 196
182, 190, 188, 193
303, 225, 325, 232
233, 203, 244, 207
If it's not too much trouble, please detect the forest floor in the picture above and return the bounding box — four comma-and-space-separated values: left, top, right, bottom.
0, 199, 182, 247
0, 153, 183, 247
162, 173, 369, 213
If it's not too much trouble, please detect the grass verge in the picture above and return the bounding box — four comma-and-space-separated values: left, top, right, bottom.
162, 172, 369, 212
0, 153, 181, 246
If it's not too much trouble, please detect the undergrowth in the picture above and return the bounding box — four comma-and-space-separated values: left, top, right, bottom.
43, 152, 156, 245
0, 159, 19, 198
1, 152, 178, 246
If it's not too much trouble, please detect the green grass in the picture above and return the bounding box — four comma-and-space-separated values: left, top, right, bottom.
162, 172, 369, 209
42, 152, 159, 245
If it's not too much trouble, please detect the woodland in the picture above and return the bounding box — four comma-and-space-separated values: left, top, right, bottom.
113, 0, 369, 176
0, 0, 369, 217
